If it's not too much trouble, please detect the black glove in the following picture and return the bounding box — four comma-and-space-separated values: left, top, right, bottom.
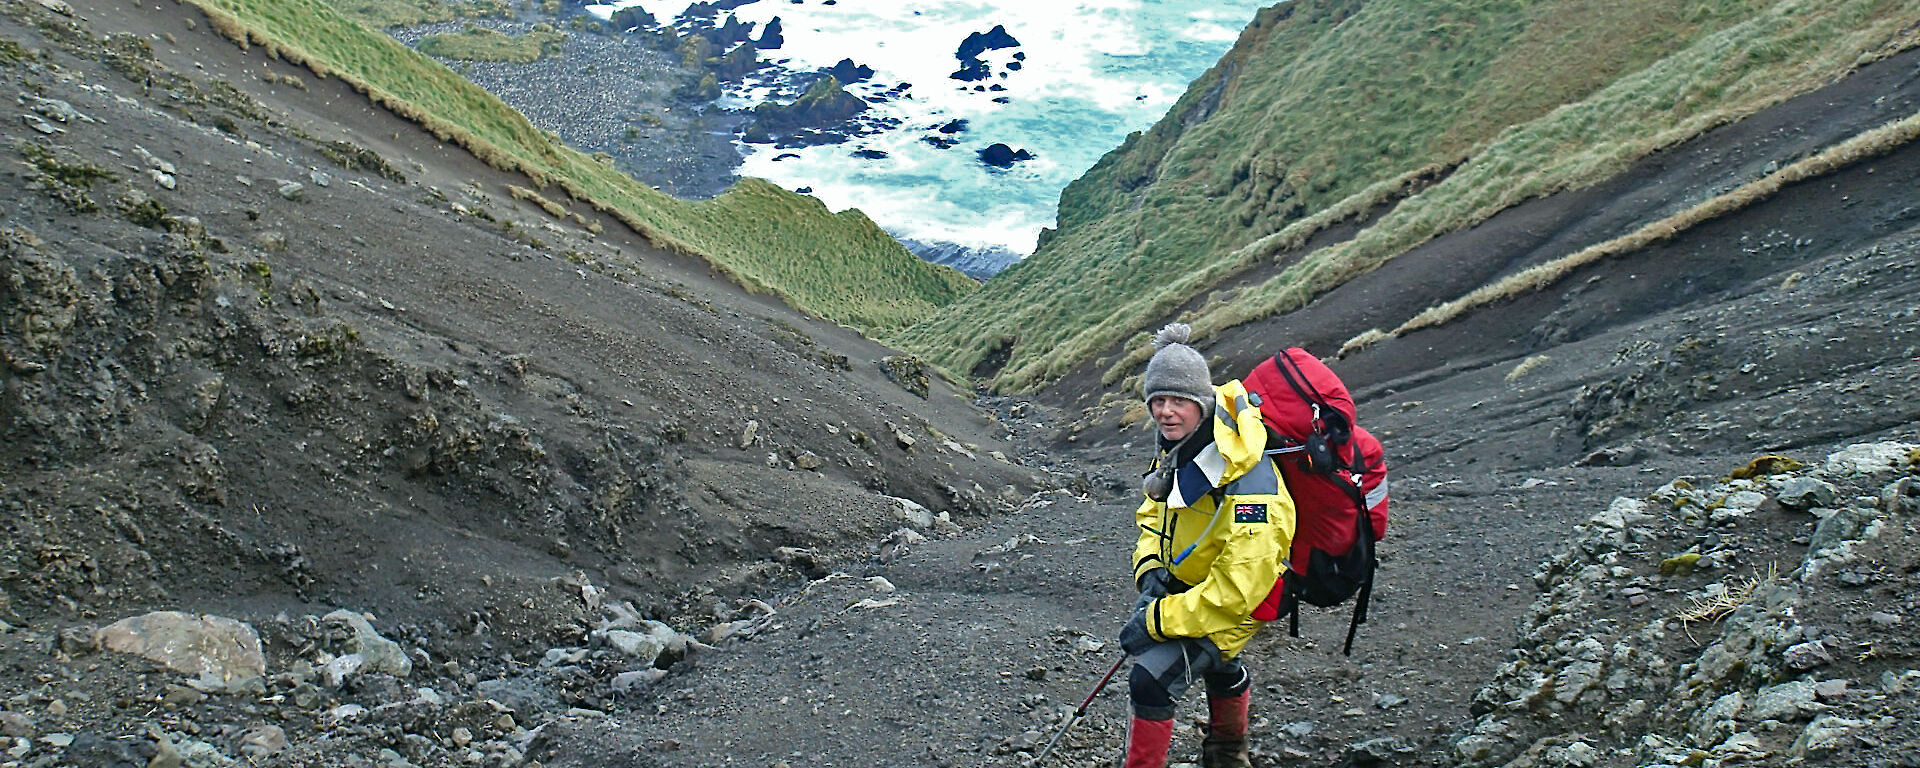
1137, 567, 1171, 598
1118, 606, 1155, 656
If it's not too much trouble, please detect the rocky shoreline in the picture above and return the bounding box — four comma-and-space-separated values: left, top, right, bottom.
386, 8, 1033, 274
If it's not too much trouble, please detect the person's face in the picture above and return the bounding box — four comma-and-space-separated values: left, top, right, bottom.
1150, 395, 1204, 442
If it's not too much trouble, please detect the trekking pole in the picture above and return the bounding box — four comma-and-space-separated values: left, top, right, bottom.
1026, 654, 1128, 766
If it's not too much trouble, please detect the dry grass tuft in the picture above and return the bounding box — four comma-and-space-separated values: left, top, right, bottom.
1678, 564, 1779, 637
1505, 355, 1551, 382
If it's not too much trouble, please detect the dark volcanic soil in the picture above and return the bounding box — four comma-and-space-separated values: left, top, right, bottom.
0, 2, 1916, 768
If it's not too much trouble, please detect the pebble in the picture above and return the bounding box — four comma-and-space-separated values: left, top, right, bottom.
0, 712, 30, 738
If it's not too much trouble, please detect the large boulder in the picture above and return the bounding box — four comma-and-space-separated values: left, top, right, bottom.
95, 611, 265, 692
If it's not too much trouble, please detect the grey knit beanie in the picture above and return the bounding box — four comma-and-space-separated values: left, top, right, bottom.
1141, 323, 1213, 409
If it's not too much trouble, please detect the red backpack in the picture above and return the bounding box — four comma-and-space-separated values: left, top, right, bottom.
1241, 349, 1388, 655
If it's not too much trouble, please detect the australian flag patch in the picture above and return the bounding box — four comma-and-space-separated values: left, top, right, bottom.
1233, 503, 1268, 524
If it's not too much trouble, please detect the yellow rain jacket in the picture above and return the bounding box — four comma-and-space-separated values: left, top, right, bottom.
1131, 380, 1296, 658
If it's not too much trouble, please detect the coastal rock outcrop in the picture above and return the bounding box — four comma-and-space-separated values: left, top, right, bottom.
977, 142, 1034, 168
951, 24, 1020, 82
746, 75, 867, 144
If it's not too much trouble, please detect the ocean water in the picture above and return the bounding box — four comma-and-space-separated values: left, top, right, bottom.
585, 0, 1272, 263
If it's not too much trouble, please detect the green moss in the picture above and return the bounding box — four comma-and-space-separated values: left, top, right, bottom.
1660, 552, 1701, 576
18, 142, 117, 214
878, 355, 930, 398
316, 140, 406, 182
0, 39, 37, 65
120, 195, 169, 229
1729, 454, 1805, 480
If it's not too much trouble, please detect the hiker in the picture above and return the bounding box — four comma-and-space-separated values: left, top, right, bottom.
1119, 323, 1296, 768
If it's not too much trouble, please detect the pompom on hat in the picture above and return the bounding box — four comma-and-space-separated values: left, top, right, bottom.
1141, 323, 1214, 410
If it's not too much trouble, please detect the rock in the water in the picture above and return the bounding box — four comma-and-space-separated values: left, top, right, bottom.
826, 57, 873, 83
95, 612, 265, 692
978, 142, 1034, 168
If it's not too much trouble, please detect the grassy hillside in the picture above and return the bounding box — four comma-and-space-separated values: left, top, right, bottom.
189, 0, 974, 331
892, 0, 1920, 390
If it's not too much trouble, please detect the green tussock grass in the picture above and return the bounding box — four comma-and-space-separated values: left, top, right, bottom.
418, 24, 566, 63
192, 0, 969, 331
893, 0, 1920, 392
1387, 106, 1920, 338
325, 0, 512, 29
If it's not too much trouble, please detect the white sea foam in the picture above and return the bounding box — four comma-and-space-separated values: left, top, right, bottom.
584, 0, 1270, 258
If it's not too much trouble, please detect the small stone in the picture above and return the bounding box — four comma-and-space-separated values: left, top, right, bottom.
149, 169, 177, 190
1869, 612, 1902, 627
44, 700, 66, 717
794, 451, 823, 470
1812, 679, 1849, 702
0, 712, 31, 738
1791, 715, 1867, 758
236, 725, 286, 757
1750, 680, 1820, 722
1783, 641, 1834, 670
22, 114, 60, 135
309, 170, 331, 187
277, 181, 305, 201
739, 420, 759, 448
451, 727, 473, 747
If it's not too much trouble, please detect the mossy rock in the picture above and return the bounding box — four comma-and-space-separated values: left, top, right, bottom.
878, 355, 930, 398
1729, 454, 1804, 480
1660, 552, 1701, 576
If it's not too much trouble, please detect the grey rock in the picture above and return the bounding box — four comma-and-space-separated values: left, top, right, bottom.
794, 450, 823, 470
739, 419, 759, 448
25, 96, 82, 123
1819, 442, 1916, 476
1871, 611, 1903, 627
1807, 505, 1874, 556
58, 732, 144, 768
888, 495, 933, 528
0, 711, 30, 738
1790, 715, 1866, 759
236, 725, 287, 758
1749, 680, 1820, 722
1885, 477, 1919, 516
1776, 477, 1837, 510
1589, 497, 1652, 529
94, 612, 265, 692
23, 114, 60, 135
1812, 679, 1849, 702
322, 610, 412, 677
277, 181, 305, 201
309, 170, 331, 187
1782, 641, 1833, 670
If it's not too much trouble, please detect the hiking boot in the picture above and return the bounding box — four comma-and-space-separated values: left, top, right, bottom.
1124, 716, 1174, 768
1201, 690, 1251, 768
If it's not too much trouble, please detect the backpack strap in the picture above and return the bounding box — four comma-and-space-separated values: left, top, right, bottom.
1335, 473, 1377, 656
